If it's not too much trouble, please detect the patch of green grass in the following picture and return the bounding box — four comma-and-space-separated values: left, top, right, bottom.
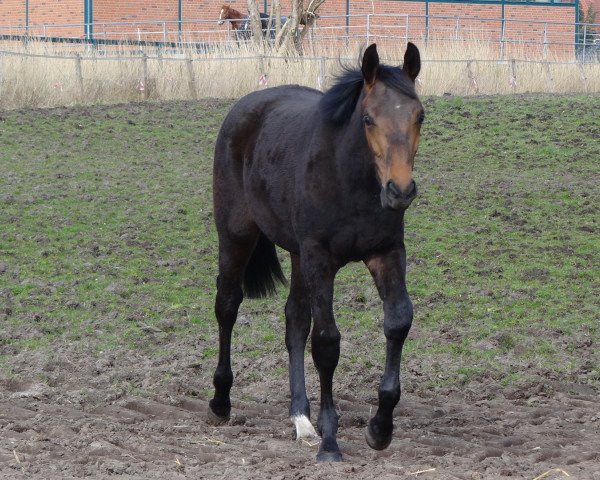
500, 372, 528, 387
0, 96, 598, 396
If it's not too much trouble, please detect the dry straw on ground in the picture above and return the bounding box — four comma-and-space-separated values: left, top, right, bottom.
0, 39, 598, 109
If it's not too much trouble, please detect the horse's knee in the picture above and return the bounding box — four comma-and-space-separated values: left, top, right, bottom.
311, 328, 341, 370
384, 297, 413, 341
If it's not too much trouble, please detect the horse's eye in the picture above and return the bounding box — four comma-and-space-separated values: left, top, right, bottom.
417, 112, 425, 125
363, 114, 374, 127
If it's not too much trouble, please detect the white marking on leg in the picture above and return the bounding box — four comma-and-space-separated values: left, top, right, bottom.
291, 414, 318, 440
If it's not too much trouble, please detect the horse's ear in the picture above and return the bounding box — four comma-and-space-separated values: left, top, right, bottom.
403, 42, 421, 83
361, 43, 379, 86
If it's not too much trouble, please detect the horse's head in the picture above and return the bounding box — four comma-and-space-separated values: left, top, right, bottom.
360, 43, 423, 210
218, 5, 231, 25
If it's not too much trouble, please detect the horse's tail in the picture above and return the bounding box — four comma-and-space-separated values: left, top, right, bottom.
243, 232, 287, 299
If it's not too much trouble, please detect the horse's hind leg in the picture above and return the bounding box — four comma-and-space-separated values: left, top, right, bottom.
285, 253, 317, 440
209, 231, 258, 421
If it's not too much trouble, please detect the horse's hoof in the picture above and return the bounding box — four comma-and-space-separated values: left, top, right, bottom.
207, 399, 230, 425
365, 424, 393, 451
316, 450, 343, 462
291, 414, 318, 440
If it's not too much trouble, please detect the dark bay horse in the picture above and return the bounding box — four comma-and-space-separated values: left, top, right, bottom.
218, 4, 285, 41
210, 43, 424, 461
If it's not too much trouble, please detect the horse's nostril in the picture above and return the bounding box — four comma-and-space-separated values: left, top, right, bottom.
386, 180, 402, 198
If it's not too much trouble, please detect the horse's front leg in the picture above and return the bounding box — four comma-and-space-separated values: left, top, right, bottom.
301, 242, 342, 461
364, 247, 413, 450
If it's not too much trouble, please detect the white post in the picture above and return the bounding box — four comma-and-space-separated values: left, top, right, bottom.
455, 16, 459, 41
500, 21, 506, 59
582, 23, 587, 63
543, 23, 548, 60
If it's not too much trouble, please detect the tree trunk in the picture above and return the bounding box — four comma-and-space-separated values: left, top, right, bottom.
274, 0, 282, 40
256, 0, 327, 55
275, 0, 303, 54
247, 0, 264, 47
299, 0, 326, 41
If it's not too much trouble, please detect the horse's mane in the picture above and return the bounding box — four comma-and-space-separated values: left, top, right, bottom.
320, 64, 418, 125
222, 4, 243, 17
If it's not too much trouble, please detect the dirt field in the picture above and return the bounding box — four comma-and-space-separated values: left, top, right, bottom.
1, 97, 599, 479
2, 346, 600, 479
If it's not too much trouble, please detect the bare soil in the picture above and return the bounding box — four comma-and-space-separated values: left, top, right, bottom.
1, 339, 599, 479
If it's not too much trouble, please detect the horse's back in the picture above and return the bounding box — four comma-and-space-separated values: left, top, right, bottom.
214, 85, 322, 169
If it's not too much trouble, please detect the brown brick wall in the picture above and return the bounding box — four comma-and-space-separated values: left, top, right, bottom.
30, 0, 84, 36
95, 1, 178, 23
0, 0, 577, 57
0, 1, 26, 33
0, 0, 83, 37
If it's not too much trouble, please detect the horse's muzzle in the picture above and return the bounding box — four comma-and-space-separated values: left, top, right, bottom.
217, 20, 224, 25
380, 180, 417, 210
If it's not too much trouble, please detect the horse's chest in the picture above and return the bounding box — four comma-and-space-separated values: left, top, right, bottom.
328, 217, 403, 260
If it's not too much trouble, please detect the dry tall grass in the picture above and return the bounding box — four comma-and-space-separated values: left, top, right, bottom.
0, 39, 598, 110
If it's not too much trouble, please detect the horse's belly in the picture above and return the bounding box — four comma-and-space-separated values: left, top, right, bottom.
244, 167, 300, 255
250, 203, 299, 254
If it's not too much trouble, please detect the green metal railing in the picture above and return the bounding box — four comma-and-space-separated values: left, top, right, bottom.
17, 0, 580, 44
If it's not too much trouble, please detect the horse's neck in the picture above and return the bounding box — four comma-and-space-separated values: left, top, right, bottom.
227, 8, 245, 29
227, 8, 243, 19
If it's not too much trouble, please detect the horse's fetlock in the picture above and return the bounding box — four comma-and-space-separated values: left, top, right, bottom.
378, 384, 401, 407
213, 368, 234, 391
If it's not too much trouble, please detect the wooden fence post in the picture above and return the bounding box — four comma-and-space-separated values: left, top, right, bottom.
318, 56, 326, 90
509, 59, 517, 93
543, 61, 554, 94
141, 53, 149, 100
577, 63, 588, 93
186, 57, 197, 101
75, 54, 84, 103
466, 60, 478, 94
